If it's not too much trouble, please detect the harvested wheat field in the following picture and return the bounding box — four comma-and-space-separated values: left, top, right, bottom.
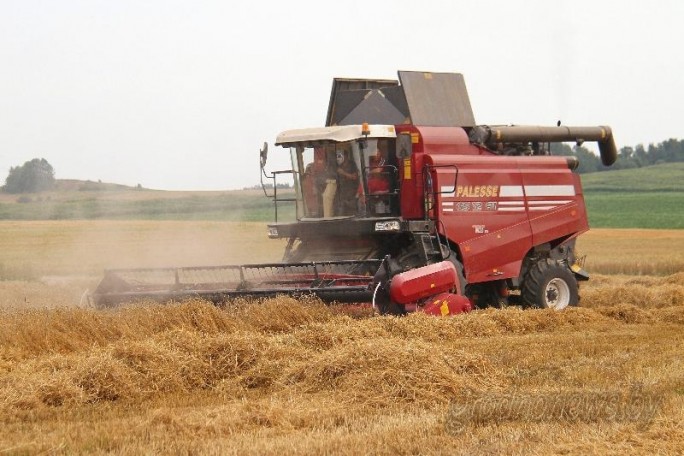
0, 224, 683, 454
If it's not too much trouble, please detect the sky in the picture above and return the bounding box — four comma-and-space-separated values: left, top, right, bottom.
1, 0, 682, 191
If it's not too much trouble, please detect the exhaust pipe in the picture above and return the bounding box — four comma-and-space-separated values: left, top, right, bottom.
473, 125, 618, 166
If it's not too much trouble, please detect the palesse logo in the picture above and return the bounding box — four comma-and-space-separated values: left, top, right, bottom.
441, 184, 577, 214
455, 185, 499, 198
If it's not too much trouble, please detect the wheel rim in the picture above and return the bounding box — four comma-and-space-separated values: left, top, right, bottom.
545, 278, 571, 310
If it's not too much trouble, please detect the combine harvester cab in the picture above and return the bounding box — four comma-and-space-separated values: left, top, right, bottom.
93, 71, 616, 314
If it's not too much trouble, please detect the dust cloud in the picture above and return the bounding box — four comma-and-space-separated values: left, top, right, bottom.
0, 220, 286, 309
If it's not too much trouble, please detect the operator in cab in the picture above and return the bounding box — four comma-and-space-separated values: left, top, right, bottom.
335, 148, 359, 216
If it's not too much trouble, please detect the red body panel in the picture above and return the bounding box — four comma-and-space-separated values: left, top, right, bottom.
427, 154, 588, 284
420, 292, 472, 316
395, 125, 484, 219
391, 125, 588, 285
389, 261, 459, 304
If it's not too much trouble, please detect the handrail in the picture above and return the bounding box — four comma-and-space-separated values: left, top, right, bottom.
422, 164, 458, 219
261, 169, 296, 222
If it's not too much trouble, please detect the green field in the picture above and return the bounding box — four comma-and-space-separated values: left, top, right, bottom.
584, 192, 683, 228
0, 184, 296, 222
580, 162, 684, 192
0, 163, 681, 228
581, 162, 683, 228
0, 193, 292, 221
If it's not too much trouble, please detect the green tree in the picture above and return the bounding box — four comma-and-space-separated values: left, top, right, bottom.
550, 143, 600, 173
550, 138, 684, 173
610, 146, 640, 170
659, 138, 684, 163
634, 144, 648, 166
3, 158, 56, 193
572, 145, 601, 173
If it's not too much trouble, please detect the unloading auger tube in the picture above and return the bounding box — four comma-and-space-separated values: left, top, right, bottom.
470, 125, 618, 166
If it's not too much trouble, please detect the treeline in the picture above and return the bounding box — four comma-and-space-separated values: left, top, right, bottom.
243, 183, 291, 190
551, 138, 684, 174
3, 158, 55, 193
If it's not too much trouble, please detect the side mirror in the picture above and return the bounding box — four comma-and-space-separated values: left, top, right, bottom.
260, 142, 268, 169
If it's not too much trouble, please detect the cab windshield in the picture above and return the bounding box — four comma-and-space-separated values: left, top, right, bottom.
289, 138, 398, 219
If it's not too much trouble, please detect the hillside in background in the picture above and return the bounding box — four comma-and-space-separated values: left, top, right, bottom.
52, 179, 138, 192
0, 179, 295, 222
0, 164, 681, 228
581, 162, 684, 192
551, 137, 683, 174
581, 162, 684, 229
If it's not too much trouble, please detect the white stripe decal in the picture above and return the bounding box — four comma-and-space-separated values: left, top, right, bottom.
498, 201, 525, 206
500, 185, 524, 197
524, 185, 575, 197
498, 207, 525, 212
528, 206, 557, 211
440, 186, 455, 197
527, 200, 572, 205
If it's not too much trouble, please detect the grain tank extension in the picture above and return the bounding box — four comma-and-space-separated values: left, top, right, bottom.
93, 71, 617, 314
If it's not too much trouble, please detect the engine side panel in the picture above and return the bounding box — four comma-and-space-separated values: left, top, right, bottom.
520, 168, 589, 247
429, 155, 586, 284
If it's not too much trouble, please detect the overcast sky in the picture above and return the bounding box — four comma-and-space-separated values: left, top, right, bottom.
1, 0, 682, 190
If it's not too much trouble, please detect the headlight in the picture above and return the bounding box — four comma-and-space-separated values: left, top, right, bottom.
374, 220, 401, 232
267, 227, 279, 237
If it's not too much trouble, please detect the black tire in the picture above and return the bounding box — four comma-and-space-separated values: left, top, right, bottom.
445, 250, 467, 297
465, 282, 507, 309
396, 250, 426, 271
521, 258, 578, 310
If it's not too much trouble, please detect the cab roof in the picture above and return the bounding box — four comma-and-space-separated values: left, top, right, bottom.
275, 124, 397, 147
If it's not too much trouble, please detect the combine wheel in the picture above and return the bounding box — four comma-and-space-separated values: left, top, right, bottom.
522, 259, 578, 310
396, 250, 425, 271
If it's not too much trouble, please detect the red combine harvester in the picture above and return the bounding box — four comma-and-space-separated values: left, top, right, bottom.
93, 71, 617, 315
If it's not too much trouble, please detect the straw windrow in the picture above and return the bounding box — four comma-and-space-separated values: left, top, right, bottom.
1, 273, 683, 454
